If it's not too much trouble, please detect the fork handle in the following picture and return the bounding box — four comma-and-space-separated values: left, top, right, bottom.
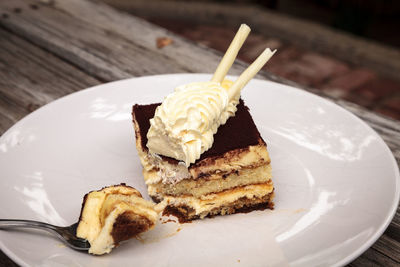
0, 219, 58, 231
0, 219, 90, 251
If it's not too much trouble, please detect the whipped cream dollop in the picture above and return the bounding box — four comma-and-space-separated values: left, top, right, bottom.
146, 80, 239, 166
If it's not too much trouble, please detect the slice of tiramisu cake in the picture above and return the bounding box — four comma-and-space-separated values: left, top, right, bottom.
132, 24, 275, 222
76, 184, 158, 254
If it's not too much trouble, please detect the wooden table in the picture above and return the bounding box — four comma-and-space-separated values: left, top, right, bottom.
0, 0, 399, 266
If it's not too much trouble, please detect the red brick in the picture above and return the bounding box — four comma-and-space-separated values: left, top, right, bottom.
353, 85, 383, 102
196, 25, 236, 40
268, 52, 350, 87
240, 37, 283, 62
374, 107, 400, 120
322, 88, 348, 99
381, 95, 400, 112
181, 25, 236, 52
270, 45, 303, 62
242, 34, 267, 48
323, 68, 376, 92
344, 92, 374, 108
263, 46, 303, 71
268, 61, 319, 86
353, 78, 400, 102
300, 53, 349, 85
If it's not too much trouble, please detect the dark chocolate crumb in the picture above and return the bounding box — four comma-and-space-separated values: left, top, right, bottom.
13, 8, 22, 13
1, 13, 8, 19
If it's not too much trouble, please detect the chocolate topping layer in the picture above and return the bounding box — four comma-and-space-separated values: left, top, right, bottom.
132, 99, 265, 166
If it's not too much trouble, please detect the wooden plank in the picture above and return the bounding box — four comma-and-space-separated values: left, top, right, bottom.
0, 27, 100, 135
352, 223, 400, 266
0, 0, 230, 81
373, 230, 400, 263
0, 250, 17, 267
54, 0, 250, 77
349, 246, 399, 267
0, 18, 101, 267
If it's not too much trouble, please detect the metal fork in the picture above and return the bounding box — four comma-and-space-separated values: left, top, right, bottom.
0, 219, 90, 251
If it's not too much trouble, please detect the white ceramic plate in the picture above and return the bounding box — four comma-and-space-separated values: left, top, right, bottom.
0, 74, 399, 267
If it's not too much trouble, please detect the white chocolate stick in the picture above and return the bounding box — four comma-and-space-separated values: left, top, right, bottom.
228, 48, 276, 100
211, 24, 251, 83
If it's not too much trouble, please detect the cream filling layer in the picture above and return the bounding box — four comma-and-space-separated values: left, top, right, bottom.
139, 144, 270, 185
146, 164, 272, 198
160, 183, 273, 216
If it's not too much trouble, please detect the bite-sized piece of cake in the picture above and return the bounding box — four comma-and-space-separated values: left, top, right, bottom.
132, 99, 274, 222
76, 184, 158, 255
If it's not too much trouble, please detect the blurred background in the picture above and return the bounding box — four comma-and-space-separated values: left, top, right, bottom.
102, 0, 400, 120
